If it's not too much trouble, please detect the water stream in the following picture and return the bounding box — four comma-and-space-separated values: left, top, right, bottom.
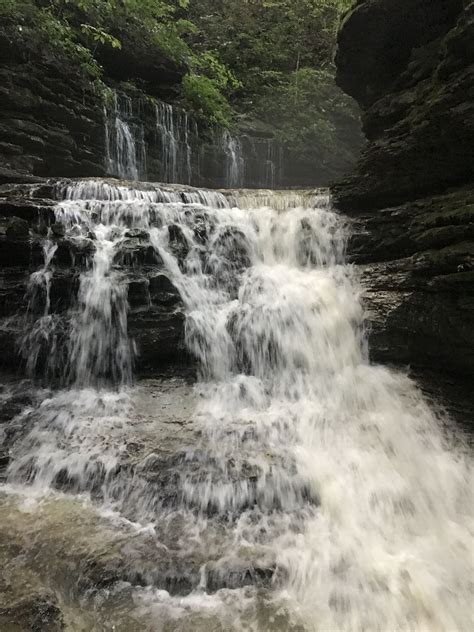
1, 181, 472, 631
104, 91, 283, 188
105, 94, 147, 182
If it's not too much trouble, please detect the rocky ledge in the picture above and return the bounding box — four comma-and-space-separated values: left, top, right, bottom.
0, 180, 189, 378
334, 0, 474, 378
349, 187, 474, 376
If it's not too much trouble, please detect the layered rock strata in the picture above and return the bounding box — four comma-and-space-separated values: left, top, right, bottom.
334, 0, 474, 377
0, 180, 189, 377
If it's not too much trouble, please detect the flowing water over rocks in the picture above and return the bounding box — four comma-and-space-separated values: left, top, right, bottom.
103, 92, 284, 189
0, 180, 472, 631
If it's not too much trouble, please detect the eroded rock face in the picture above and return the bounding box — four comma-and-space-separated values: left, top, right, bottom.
349, 188, 474, 374
0, 25, 106, 185
336, 0, 464, 108
333, 0, 474, 377
335, 1, 473, 208
0, 183, 188, 377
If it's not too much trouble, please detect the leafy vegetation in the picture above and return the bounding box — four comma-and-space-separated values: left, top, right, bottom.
184, 0, 360, 171
253, 67, 361, 175
1, 0, 193, 77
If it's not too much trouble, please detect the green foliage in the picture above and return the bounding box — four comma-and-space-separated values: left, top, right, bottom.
182, 50, 242, 125
0, 0, 19, 15
254, 67, 361, 168
187, 0, 353, 94
193, 51, 241, 92
182, 72, 234, 127
0, 0, 240, 125
184, 0, 361, 165
79, 24, 121, 50
1, 0, 194, 74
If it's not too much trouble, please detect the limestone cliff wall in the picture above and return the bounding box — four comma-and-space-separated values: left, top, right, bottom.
333, 0, 474, 376
0, 23, 106, 183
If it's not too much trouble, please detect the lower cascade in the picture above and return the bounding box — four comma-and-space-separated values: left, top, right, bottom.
1, 180, 472, 631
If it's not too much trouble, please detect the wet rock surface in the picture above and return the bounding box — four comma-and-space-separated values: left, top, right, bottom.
0, 375, 287, 629
0, 181, 189, 377
0, 182, 472, 630
347, 187, 474, 376
0, 594, 64, 632
334, 0, 473, 208
0, 27, 106, 185
0, 375, 49, 478
334, 0, 474, 379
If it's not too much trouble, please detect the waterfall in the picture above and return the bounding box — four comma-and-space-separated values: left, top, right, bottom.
3, 181, 472, 631
104, 91, 286, 188
19, 238, 59, 377
243, 136, 284, 188
264, 137, 284, 188
222, 130, 244, 187
184, 112, 193, 185
105, 93, 146, 181
155, 102, 178, 183
155, 102, 197, 185
105, 94, 199, 186
224, 188, 330, 211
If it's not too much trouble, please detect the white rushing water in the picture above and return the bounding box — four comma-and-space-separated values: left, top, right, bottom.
155, 102, 198, 186
223, 130, 245, 188
4, 180, 473, 631
104, 90, 284, 188
105, 94, 146, 181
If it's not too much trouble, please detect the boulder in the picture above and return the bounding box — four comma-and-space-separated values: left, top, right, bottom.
129, 309, 187, 370
149, 274, 182, 307
168, 224, 189, 264
114, 238, 162, 267
127, 278, 150, 308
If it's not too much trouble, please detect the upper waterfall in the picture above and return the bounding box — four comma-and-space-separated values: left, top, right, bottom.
103, 92, 285, 189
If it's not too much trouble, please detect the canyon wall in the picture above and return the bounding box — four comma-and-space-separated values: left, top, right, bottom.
334, 0, 474, 377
